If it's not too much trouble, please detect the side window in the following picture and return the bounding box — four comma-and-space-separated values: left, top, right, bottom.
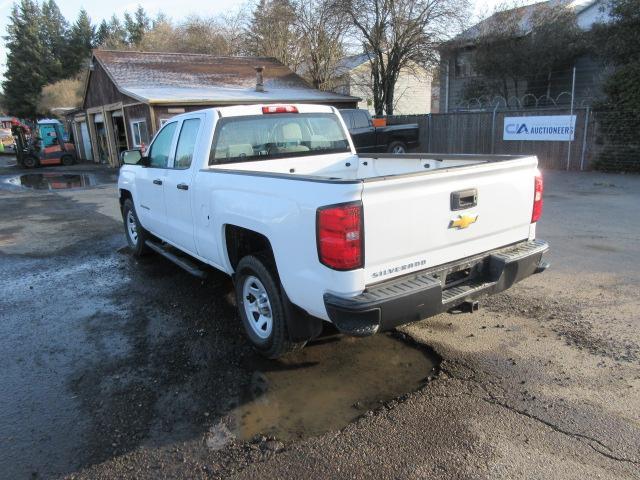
148, 122, 177, 168
174, 118, 201, 169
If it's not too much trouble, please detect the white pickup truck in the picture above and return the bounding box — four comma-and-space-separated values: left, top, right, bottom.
118, 104, 549, 358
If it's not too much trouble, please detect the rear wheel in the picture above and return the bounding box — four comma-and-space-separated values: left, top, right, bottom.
122, 198, 150, 257
235, 255, 305, 358
61, 155, 75, 166
22, 155, 39, 168
388, 141, 407, 154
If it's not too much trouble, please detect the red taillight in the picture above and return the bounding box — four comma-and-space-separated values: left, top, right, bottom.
317, 202, 363, 270
262, 105, 298, 114
532, 174, 543, 223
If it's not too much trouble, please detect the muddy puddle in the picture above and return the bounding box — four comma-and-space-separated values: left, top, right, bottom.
214, 333, 438, 444
1, 172, 116, 191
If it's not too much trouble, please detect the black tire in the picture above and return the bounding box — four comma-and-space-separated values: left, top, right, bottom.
61, 155, 75, 166
122, 198, 150, 257
387, 141, 407, 154
22, 155, 39, 168
235, 255, 305, 358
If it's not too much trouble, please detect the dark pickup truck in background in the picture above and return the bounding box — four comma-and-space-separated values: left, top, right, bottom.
339, 109, 419, 153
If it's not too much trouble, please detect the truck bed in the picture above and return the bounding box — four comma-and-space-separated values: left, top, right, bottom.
207, 151, 539, 287
208, 153, 531, 182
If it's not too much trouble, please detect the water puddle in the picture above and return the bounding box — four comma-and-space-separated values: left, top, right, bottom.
224, 332, 438, 442
1, 172, 116, 191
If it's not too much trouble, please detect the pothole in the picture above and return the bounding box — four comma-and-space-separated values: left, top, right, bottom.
219, 332, 439, 443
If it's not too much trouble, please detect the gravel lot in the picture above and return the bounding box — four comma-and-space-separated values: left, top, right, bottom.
0, 160, 638, 479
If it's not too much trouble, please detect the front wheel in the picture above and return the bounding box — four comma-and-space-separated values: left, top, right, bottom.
122, 198, 150, 257
235, 255, 305, 358
388, 141, 407, 154
61, 155, 75, 166
22, 155, 39, 168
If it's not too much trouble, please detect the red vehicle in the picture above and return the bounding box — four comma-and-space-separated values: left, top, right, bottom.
13, 119, 77, 168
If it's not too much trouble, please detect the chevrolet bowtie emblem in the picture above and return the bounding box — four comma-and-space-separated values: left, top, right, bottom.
449, 214, 478, 229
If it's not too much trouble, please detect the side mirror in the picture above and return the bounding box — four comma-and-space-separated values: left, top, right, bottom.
121, 149, 145, 165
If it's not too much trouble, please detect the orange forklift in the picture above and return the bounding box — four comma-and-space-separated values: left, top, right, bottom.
13, 119, 77, 168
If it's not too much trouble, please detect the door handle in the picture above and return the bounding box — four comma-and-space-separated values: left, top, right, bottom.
153, 179, 162, 185
451, 189, 478, 210
177, 183, 189, 190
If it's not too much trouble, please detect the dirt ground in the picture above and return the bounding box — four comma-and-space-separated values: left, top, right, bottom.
0, 160, 638, 479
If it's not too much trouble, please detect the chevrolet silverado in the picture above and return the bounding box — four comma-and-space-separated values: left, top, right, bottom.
118, 104, 549, 358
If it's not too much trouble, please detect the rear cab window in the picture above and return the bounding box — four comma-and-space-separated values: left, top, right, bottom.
209, 113, 350, 164
339, 110, 354, 129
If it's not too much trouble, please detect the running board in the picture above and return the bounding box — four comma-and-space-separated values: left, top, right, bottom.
144, 240, 208, 279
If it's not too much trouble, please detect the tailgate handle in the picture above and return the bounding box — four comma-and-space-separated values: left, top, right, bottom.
451, 189, 477, 210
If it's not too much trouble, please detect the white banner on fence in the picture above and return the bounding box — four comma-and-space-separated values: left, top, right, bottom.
503, 115, 576, 141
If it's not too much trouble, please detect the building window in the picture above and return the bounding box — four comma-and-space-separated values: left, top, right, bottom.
455, 55, 474, 78
130, 119, 149, 147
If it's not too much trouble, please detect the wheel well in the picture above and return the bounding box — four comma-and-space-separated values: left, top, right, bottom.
225, 225, 274, 272
119, 189, 132, 209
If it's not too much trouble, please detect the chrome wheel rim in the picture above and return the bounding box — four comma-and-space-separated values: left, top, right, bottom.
126, 210, 138, 244
392, 145, 406, 153
242, 276, 273, 340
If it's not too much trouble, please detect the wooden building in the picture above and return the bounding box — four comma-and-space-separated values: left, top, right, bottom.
68, 50, 359, 166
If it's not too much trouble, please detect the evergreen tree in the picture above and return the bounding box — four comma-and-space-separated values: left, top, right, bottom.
64, 9, 94, 75
124, 5, 150, 47
2, 0, 47, 118
245, 0, 301, 70
105, 14, 128, 48
40, 0, 69, 82
592, 0, 640, 172
95, 19, 110, 47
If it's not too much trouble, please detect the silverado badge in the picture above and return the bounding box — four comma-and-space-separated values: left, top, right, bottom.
449, 214, 478, 229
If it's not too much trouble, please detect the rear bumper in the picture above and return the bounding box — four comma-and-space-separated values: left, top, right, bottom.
324, 239, 549, 336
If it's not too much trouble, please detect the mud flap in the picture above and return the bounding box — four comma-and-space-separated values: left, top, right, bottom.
282, 288, 323, 342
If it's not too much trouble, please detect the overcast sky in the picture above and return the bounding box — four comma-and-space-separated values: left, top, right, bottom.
0, 0, 535, 84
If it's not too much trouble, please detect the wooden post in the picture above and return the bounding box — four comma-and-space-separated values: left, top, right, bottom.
86, 112, 100, 163
102, 108, 118, 167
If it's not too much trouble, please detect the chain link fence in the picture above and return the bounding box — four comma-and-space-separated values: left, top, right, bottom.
589, 106, 640, 173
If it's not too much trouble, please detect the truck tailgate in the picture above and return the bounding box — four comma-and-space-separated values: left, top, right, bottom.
361, 157, 538, 284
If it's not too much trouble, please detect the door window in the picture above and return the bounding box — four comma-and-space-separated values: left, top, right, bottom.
148, 122, 177, 168
174, 118, 201, 169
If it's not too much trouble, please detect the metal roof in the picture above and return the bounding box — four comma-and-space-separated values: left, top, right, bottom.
92, 50, 359, 105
